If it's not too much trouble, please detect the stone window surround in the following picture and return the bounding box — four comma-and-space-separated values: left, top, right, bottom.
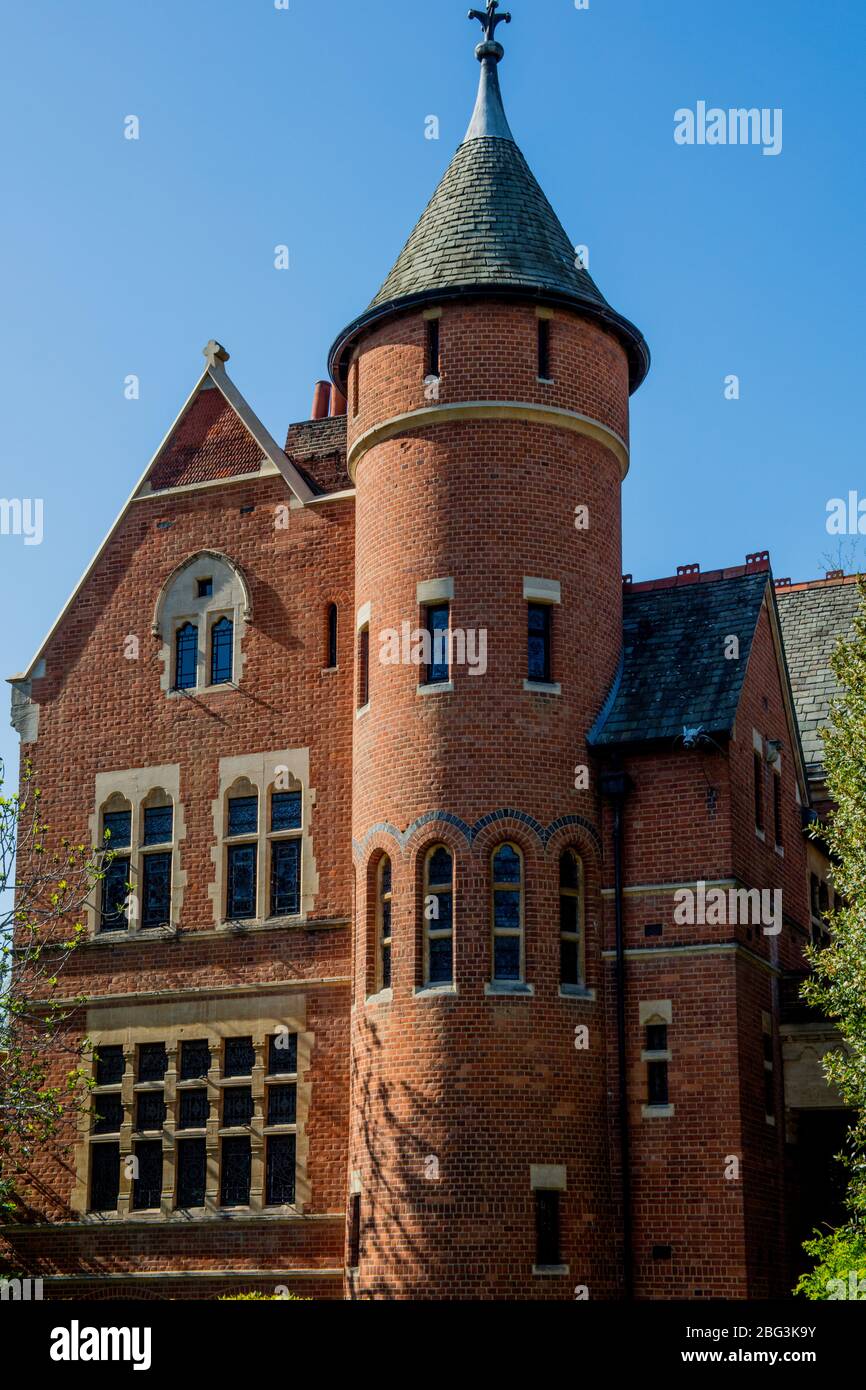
640, 999, 675, 1119
487, 841, 530, 996
72, 992, 311, 1221
531, 1164, 569, 1277
523, 576, 562, 696
87, 765, 187, 940
209, 750, 319, 929
153, 551, 251, 697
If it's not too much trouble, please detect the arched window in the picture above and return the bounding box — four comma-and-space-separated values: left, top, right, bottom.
378, 856, 393, 991
326, 604, 338, 670
210, 617, 234, 686
100, 798, 132, 933
175, 623, 198, 691
424, 845, 453, 986
491, 843, 523, 983
559, 849, 583, 987
268, 781, 302, 918
225, 781, 259, 922
141, 791, 174, 930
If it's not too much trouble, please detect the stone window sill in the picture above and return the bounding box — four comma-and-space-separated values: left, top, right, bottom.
642, 1104, 675, 1119
532, 1264, 570, 1276
485, 981, 534, 997
417, 681, 454, 696
523, 680, 562, 696
414, 983, 458, 999
365, 988, 393, 1007
559, 984, 595, 1001
356, 703, 370, 719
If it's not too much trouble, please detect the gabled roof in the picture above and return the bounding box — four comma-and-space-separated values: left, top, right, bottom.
7, 344, 315, 684
589, 570, 770, 748
776, 575, 863, 775
329, 37, 649, 393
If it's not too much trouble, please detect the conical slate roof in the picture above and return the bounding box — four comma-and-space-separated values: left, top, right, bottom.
329, 33, 649, 392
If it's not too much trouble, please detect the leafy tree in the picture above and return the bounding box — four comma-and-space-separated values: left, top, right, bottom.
797, 578, 866, 1297
0, 759, 104, 1214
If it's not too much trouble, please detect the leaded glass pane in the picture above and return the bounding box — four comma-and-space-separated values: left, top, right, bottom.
176, 1138, 207, 1208
136, 1092, 166, 1132
175, 622, 198, 690
179, 1040, 211, 1081
95, 1045, 124, 1088
210, 617, 233, 685
560, 851, 579, 891
89, 1143, 120, 1213
266, 1134, 296, 1206
137, 1043, 168, 1083
271, 791, 302, 832
223, 1086, 253, 1128
528, 603, 551, 682
430, 891, 452, 931
220, 1136, 251, 1207
559, 894, 579, 934
493, 933, 521, 981
143, 805, 173, 846
228, 796, 258, 837
493, 889, 521, 931
426, 604, 450, 684
141, 851, 172, 928
427, 847, 452, 888
100, 856, 130, 933
92, 1094, 124, 1134
227, 843, 257, 920
380, 858, 391, 895
270, 838, 300, 917
132, 1140, 163, 1211
560, 936, 579, 987
224, 1037, 255, 1078
103, 811, 131, 848
267, 1084, 297, 1126
178, 1088, 209, 1130
493, 845, 521, 884
268, 1032, 297, 1075
428, 935, 453, 985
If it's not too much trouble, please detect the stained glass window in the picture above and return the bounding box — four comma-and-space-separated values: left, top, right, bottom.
220, 1136, 252, 1207
223, 1087, 253, 1128
132, 1140, 163, 1211
228, 795, 258, 837
492, 844, 523, 982
424, 845, 453, 986
141, 851, 172, 929
175, 622, 198, 691
527, 603, 552, 682
267, 1084, 297, 1127
224, 1037, 255, 1078
89, 1143, 120, 1213
210, 617, 233, 685
179, 1040, 211, 1081
266, 1134, 296, 1206
227, 844, 257, 920
176, 1138, 207, 1209
268, 1032, 298, 1076
137, 1043, 168, 1083
178, 1089, 209, 1130
103, 810, 131, 848
559, 850, 582, 987
92, 1095, 124, 1134
271, 791, 302, 832
143, 805, 173, 846
270, 839, 300, 917
424, 604, 450, 685
100, 856, 130, 933
135, 1092, 166, 1132
95, 1045, 125, 1088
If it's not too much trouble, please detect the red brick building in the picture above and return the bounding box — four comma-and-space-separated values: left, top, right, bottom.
2, 9, 855, 1300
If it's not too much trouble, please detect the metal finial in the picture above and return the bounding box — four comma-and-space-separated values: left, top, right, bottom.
468, 2, 511, 45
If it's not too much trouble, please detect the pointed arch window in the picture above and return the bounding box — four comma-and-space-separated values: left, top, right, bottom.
559, 850, 584, 987
175, 623, 198, 691
424, 845, 454, 986
378, 856, 393, 991
491, 843, 524, 983
100, 802, 132, 934
210, 617, 234, 686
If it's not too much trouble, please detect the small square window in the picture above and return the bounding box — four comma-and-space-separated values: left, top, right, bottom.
271, 791, 302, 832
267, 1084, 297, 1127
268, 1032, 298, 1076
197, 578, 213, 598
178, 1089, 209, 1130
103, 810, 131, 848
137, 1043, 168, 1083
143, 805, 173, 846
646, 1024, 668, 1053
228, 795, 258, 837
179, 1039, 211, 1081
92, 1094, 124, 1135
224, 1037, 255, 1078
222, 1086, 254, 1129
135, 1092, 167, 1132
94, 1045, 125, 1088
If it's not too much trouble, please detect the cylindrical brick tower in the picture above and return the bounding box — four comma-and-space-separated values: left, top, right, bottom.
330, 7, 649, 1299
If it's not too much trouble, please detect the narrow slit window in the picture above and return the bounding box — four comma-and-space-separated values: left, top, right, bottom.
349, 1192, 362, 1268
645, 1023, 669, 1107
424, 604, 450, 685
492, 843, 524, 983
352, 356, 360, 417
773, 772, 783, 848
559, 850, 583, 987
535, 1190, 561, 1267
378, 856, 393, 991
175, 622, 198, 691
210, 617, 233, 685
424, 845, 454, 986
358, 626, 370, 709
327, 603, 338, 669
537, 317, 551, 379
754, 750, 764, 832
426, 317, 440, 379
527, 603, 552, 683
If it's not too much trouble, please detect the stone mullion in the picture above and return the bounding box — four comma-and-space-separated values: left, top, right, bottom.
162, 1043, 178, 1216
249, 1039, 266, 1211
116, 1044, 136, 1216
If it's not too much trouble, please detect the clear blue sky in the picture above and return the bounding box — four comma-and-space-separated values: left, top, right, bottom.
1, 0, 864, 789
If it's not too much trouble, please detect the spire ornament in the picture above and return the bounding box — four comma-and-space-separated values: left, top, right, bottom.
468, 2, 511, 45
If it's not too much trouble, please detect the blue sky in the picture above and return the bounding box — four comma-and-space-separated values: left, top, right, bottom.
1, 0, 864, 788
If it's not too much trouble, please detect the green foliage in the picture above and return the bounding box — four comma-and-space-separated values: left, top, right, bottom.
218, 1290, 311, 1301
0, 760, 104, 1213
798, 578, 866, 1289
796, 1227, 866, 1300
